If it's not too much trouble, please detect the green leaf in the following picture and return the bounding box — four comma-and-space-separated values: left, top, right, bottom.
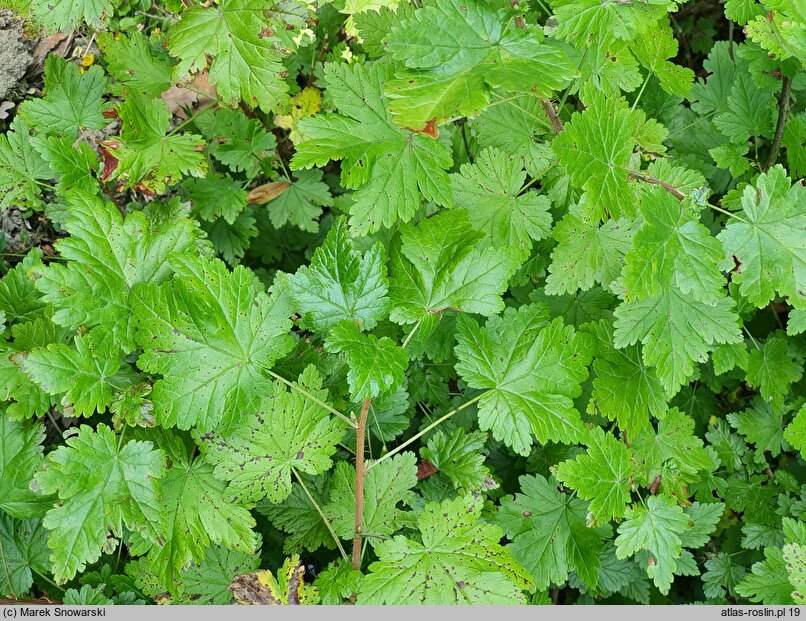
623, 189, 726, 302
727, 397, 789, 457
552, 94, 639, 219
703, 551, 748, 599
33, 136, 98, 196
421, 427, 492, 492
549, 0, 672, 48
288, 217, 390, 333
471, 95, 553, 177
712, 341, 750, 374
33, 424, 166, 584
167, 0, 289, 112
614, 495, 690, 594
98, 31, 174, 98
108, 92, 207, 193
497, 474, 609, 591
259, 475, 335, 554
555, 427, 635, 524
710, 142, 752, 177
746, 334, 803, 406
0, 417, 52, 519
19, 56, 106, 139
629, 25, 695, 97
384, 0, 574, 129
327, 452, 417, 541
292, 62, 452, 234
184, 174, 247, 225
195, 108, 276, 178
30, 0, 110, 33
784, 405, 806, 459
585, 320, 666, 436
789, 309, 806, 336
201, 209, 257, 267
357, 495, 533, 604
718, 166, 806, 309
314, 561, 361, 605
613, 285, 743, 395
389, 210, 516, 325
546, 212, 637, 296
196, 365, 345, 504
783, 518, 806, 603
132, 256, 294, 431
713, 73, 776, 143
450, 147, 552, 260
782, 113, 806, 179
455, 306, 593, 456
14, 334, 136, 418
736, 547, 795, 604
324, 321, 408, 401
131, 432, 257, 593
0, 318, 65, 421
34, 191, 199, 352
63, 585, 113, 605
0, 252, 47, 327
632, 407, 713, 497
681, 502, 725, 549
179, 542, 261, 604
0, 513, 50, 598
267, 170, 333, 232
0, 117, 52, 210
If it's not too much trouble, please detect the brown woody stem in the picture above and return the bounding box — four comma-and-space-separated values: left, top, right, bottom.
628, 171, 685, 201
352, 398, 371, 570
541, 98, 564, 134
766, 76, 792, 171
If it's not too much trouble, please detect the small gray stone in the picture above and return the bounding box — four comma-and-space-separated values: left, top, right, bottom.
0, 10, 32, 100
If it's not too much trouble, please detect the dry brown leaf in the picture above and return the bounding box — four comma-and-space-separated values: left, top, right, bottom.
247, 181, 291, 205
161, 72, 218, 119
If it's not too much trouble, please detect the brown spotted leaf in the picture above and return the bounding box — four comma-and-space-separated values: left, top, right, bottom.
195, 365, 345, 505
229, 555, 317, 605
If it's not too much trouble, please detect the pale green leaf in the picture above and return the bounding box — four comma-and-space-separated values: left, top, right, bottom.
288, 217, 390, 333
555, 427, 635, 524
357, 495, 533, 604
196, 366, 344, 504
455, 306, 592, 455
33, 424, 166, 583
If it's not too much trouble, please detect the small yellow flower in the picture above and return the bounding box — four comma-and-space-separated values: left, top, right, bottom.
81, 53, 95, 67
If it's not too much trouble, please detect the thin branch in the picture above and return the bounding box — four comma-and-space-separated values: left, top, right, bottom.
765, 76, 792, 171
367, 391, 490, 471
264, 368, 357, 428
352, 398, 371, 570
541, 98, 564, 134
293, 468, 350, 564
628, 171, 685, 201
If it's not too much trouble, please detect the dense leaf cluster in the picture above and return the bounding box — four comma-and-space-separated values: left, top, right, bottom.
0, 0, 805, 605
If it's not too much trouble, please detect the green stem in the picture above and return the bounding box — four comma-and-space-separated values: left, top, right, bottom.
708, 203, 748, 223
743, 325, 760, 350
31, 567, 61, 593
401, 317, 423, 349
168, 105, 215, 136
631, 73, 651, 112
116, 424, 127, 452
366, 391, 490, 471
264, 368, 357, 428
293, 468, 350, 564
